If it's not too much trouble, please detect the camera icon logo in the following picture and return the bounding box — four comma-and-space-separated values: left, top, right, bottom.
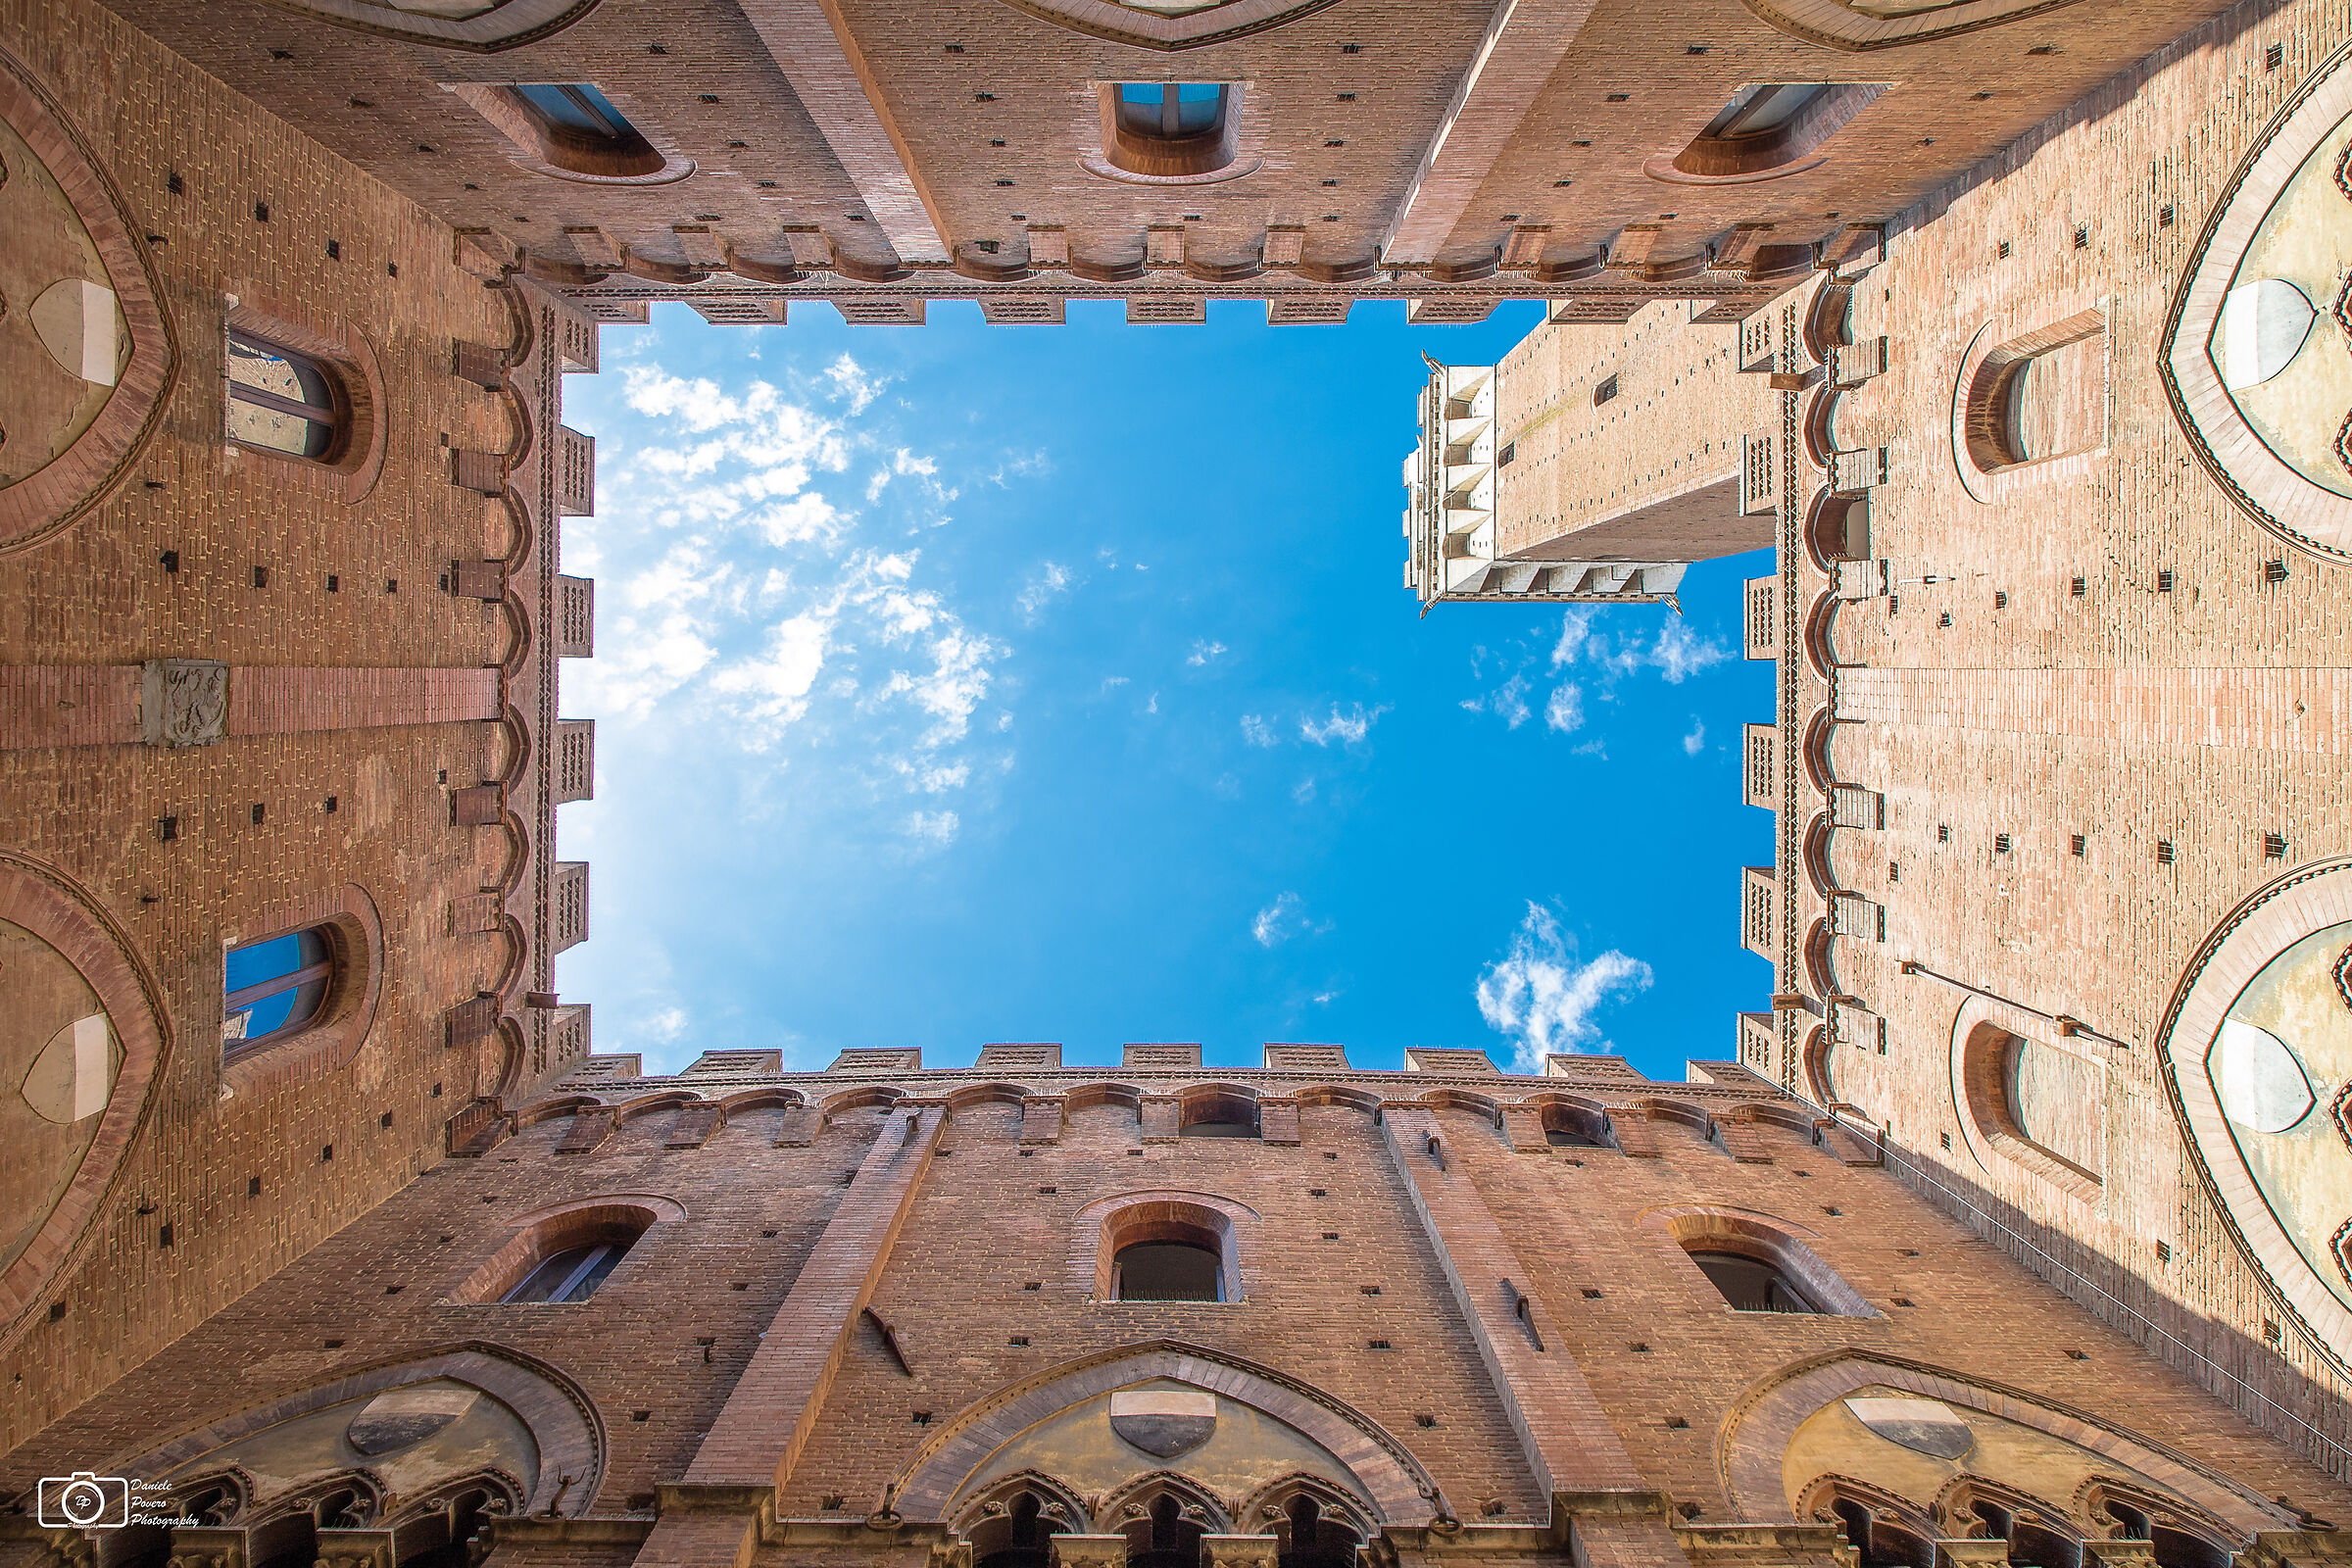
38, 1473, 131, 1529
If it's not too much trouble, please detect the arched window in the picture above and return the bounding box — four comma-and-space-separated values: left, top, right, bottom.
1667, 82, 1884, 179
447, 81, 691, 185
1826, 1497, 1936, 1568
510, 83, 666, 178
1279, 1494, 1360, 1568
1960, 1022, 2103, 1198
1962, 312, 2107, 474
973, 1492, 1065, 1568
227, 329, 347, 463
1127, 1494, 1206, 1568
1180, 1092, 1259, 1138
224, 927, 337, 1051
501, 1238, 631, 1303
1100, 82, 1240, 178
1113, 1239, 1222, 1301
1688, 1249, 1823, 1313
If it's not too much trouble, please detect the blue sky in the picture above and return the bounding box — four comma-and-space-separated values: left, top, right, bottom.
551, 300, 1774, 1080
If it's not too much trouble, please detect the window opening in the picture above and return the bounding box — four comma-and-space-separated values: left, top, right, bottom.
1112, 1240, 1222, 1301
975, 1492, 1064, 1568
1544, 1127, 1603, 1148
1279, 1495, 1360, 1568
1690, 1249, 1823, 1313
227, 330, 346, 461
223, 927, 335, 1048
1667, 81, 1884, 178
1118, 83, 1226, 138
502, 1240, 629, 1302
1129, 1494, 1206, 1568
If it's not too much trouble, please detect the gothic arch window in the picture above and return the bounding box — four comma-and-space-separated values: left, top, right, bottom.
1958, 1020, 2104, 1200
969, 1490, 1071, 1568
1102, 1478, 1229, 1568
1276, 1493, 1361, 1568
223, 926, 339, 1054
1093, 82, 1248, 181
227, 328, 348, 463
1810, 1487, 1937, 1568
1652, 82, 1886, 182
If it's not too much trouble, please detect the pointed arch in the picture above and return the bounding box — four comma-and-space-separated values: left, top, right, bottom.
1292, 1084, 1382, 1115
1097, 1468, 1233, 1535
949, 1081, 1038, 1110
1719, 1351, 2299, 1534
890, 1342, 1440, 1527
1064, 1081, 1144, 1112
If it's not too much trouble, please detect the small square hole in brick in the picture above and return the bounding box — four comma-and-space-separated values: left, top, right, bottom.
632, 1410, 652, 1422
2157, 841, 2177, 864
2071, 576, 2086, 597
248, 1177, 262, 1197
379, 1111, 393, 1129
2157, 569, 2175, 592
730, 1282, 749, 1291
1605, 91, 1630, 102
326, 238, 341, 260
1665, 1415, 1690, 1429
1992, 591, 2007, 609
2265, 1320, 2282, 1344
1899, 1248, 1920, 1257
2160, 204, 2176, 227
2071, 834, 2086, 857
1037, 1185, 1056, 1194
1822, 1205, 1842, 1217
1125, 1148, 1143, 1155
1937, 824, 1950, 842
321, 1145, 334, 1161
1629, 1342, 1650, 1353
822, 1495, 846, 1511
252, 565, 270, 588
911, 1411, 933, 1424
761, 1229, 778, 1238
1008, 1335, 1029, 1346
1994, 833, 2011, 854
48, 1302, 66, 1322
1938, 611, 1952, 627
627, 1494, 657, 1512
386, 578, 399, 593
1413, 1413, 1437, 1428
326, 574, 339, 592
2266, 833, 2288, 858
2073, 225, 2088, 249
2155, 1240, 2172, 1263
384, 1283, 404, 1295
1309, 1188, 1327, 1197
2266, 558, 2289, 584
1322, 1232, 1340, 1241
251, 804, 266, 824
1997, 240, 2012, 259
1359, 1284, 1382, 1295
1581, 1288, 1603, 1299
1365, 1339, 1392, 1350
2064, 1348, 2088, 1360
323, 1339, 343, 1349
1023, 1281, 1042, 1291
1891, 1297, 1914, 1307
2267, 41, 2283, 69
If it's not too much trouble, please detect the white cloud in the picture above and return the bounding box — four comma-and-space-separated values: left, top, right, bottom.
1187, 640, 1228, 666
645, 1005, 689, 1043
1464, 674, 1531, 730
1550, 610, 1592, 670
1544, 683, 1584, 734
1291, 776, 1317, 804
1241, 714, 1278, 748
1300, 703, 1387, 747
824, 352, 890, 414
1652, 619, 1732, 684
1253, 893, 1336, 947
1018, 562, 1074, 623
1475, 903, 1653, 1071
1252, 893, 1303, 947
1682, 717, 1706, 756
906, 809, 959, 847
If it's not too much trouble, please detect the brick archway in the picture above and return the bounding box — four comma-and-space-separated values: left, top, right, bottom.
1717, 1351, 2294, 1531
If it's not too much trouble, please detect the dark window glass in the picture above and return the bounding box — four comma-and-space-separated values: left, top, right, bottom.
514, 83, 630, 143
223, 927, 334, 1048
1179, 1116, 1255, 1139
1689, 1249, 1821, 1313
1544, 1127, 1604, 1148
1118, 83, 1227, 138
503, 1242, 626, 1303
975, 1492, 1062, 1568
1114, 1241, 1222, 1301
227, 331, 343, 461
